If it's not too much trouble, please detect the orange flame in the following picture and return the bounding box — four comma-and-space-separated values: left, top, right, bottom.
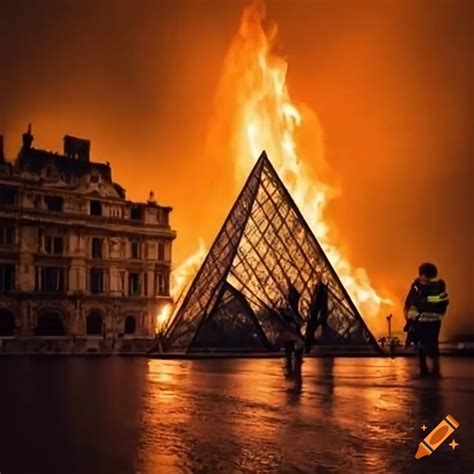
156, 240, 206, 333
212, 1, 391, 330
158, 0, 391, 334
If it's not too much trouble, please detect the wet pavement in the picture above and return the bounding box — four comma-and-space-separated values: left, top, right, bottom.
0, 357, 473, 473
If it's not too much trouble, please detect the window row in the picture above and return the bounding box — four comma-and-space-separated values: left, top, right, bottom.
91, 237, 169, 261
22, 266, 170, 296
89, 268, 169, 296
85, 312, 138, 335
34, 233, 170, 260
0, 309, 141, 337
0, 186, 169, 224
90, 200, 169, 222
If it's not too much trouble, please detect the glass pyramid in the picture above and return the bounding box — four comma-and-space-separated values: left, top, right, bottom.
161, 152, 379, 353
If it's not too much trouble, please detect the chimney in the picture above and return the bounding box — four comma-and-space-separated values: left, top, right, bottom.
22, 123, 34, 149
64, 135, 90, 162
0, 135, 5, 163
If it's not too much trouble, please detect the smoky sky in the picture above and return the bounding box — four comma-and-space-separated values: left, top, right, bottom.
0, 0, 472, 337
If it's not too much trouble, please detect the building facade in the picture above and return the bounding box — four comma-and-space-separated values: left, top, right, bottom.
0, 126, 176, 349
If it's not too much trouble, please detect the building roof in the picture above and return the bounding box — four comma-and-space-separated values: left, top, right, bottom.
15, 147, 112, 183
0, 128, 172, 208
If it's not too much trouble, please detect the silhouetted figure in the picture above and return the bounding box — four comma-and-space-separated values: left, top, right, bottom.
287, 282, 301, 320
293, 342, 304, 375
389, 338, 397, 358
277, 281, 304, 374
404, 262, 449, 376
305, 282, 328, 353
284, 340, 295, 362
281, 321, 304, 377
283, 340, 294, 378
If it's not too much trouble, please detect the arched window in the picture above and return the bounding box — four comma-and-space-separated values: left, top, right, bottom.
124, 315, 136, 335
36, 311, 65, 336
0, 309, 15, 336
86, 312, 103, 335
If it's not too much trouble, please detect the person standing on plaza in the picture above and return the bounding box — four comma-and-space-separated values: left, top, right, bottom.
403, 262, 449, 376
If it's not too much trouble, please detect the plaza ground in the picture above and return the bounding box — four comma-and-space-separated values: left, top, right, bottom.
0, 357, 472, 473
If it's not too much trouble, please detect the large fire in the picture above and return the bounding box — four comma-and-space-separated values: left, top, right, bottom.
158, 0, 391, 334
156, 240, 206, 334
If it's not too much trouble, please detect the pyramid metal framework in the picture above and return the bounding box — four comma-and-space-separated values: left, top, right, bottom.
161, 152, 379, 353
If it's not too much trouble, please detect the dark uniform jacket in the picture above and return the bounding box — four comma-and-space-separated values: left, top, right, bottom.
404, 278, 449, 321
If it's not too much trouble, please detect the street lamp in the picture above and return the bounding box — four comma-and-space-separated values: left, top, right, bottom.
386, 314, 393, 339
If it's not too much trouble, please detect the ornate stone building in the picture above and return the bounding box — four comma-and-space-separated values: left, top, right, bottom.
0, 126, 176, 351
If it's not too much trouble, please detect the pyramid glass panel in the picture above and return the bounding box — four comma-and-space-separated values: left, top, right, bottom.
161, 152, 379, 353
192, 283, 270, 351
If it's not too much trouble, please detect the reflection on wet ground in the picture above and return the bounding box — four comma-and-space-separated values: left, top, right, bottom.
0, 357, 473, 473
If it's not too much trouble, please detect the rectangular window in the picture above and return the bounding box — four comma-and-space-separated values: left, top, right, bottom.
33, 195, 42, 208
119, 271, 125, 294
128, 272, 140, 296
91, 237, 103, 258
0, 226, 15, 246
90, 200, 102, 216
157, 241, 165, 261
44, 236, 52, 254
54, 237, 63, 254
40, 267, 64, 292
45, 196, 63, 211
157, 272, 168, 296
131, 241, 140, 259
45, 196, 64, 212
90, 268, 104, 294
44, 236, 63, 255
0, 264, 15, 291
0, 188, 16, 206
130, 206, 142, 220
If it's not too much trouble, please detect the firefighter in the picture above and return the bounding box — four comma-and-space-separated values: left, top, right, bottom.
404, 262, 449, 376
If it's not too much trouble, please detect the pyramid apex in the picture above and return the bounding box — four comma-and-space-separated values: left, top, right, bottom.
157, 144, 379, 354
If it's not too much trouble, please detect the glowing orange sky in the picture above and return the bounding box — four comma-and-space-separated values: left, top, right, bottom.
0, 0, 472, 337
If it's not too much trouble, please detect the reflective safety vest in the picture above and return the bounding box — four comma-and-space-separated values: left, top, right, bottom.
404, 278, 449, 322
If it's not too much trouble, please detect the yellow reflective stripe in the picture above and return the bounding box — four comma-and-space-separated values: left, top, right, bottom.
427, 294, 449, 303
419, 313, 443, 321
